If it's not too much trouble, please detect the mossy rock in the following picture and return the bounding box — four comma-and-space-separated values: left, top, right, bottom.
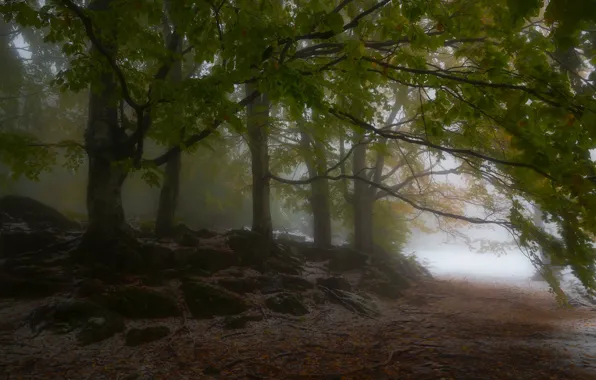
28, 299, 124, 345
222, 312, 264, 329
0, 272, 68, 299
100, 287, 181, 319
180, 278, 249, 319
280, 274, 314, 291
265, 293, 309, 316
125, 326, 170, 346
217, 277, 259, 294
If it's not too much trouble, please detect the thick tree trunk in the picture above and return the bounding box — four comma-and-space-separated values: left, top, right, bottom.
353, 134, 374, 253
155, 26, 183, 237
155, 150, 181, 236
299, 126, 332, 248
246, 82, 272, 239
311, 179, 332, 247
79, 0, 136, 265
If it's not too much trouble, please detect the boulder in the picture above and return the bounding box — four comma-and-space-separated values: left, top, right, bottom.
100, 287, 181, 319
76, 278, 105, 298
222, 311, 264, 329
256, 275, 284, 294
28, 299, 125, 345
316, 276, 352, 292
0, 195, 79, 230
181, 278, 249, 318
125, 326, 170, 346
188, 248, 240, 273
0, 230, 59, 257
280, 274, 314, 291
0, 271, 69, 299
226, 229, 270, 266
217, 277, 259, 294
300, 246, 334, 262
265, 293, 309, 316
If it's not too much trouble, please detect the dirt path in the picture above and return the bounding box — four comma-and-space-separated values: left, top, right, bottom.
1, 278, 595, 379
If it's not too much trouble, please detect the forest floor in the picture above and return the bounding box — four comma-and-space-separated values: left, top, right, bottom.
1, 195, 596, 380
1, 276, 595, 380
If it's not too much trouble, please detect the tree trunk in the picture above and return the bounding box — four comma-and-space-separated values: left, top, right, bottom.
352, 133, 374, 252
155, 23, 183, 237
299, 126, 332, 248
155, 150, 181, 236
246, 82, 272, 239
79, 0, 136, 264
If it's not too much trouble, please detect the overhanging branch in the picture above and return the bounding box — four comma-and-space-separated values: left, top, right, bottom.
330, 109, 556, 182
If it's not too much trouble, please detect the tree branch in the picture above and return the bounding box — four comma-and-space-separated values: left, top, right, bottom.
268, 172, 512, 227
329, 109, 556, 181
376, 166, 463, 200
60, 0, 142, 111
361, 56, 579, 113
150, 90, 261, 166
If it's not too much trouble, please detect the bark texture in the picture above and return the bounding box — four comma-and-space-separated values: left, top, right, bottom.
245, 82, 272, 240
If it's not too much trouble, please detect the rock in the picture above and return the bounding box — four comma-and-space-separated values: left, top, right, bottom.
181, 278, 249, 318
265, 293, 309, 316
196, 228, 218, 239
76, 278, 105, 298
256, 275, 284, 294
327, 247, 368, 272
217, 277, 259, 294
300, 246, 334, 262
316, 276, 352, 292
189, 248, 240, 273
28, 299, 124, 345
226, 229, 270, 266
0, 271, 68, 299
264, 256, 302, 275
280, 274, 314, 291
0, 195, 79, 230
321, 288, 379, 317
139, 243, 176, 270
125, 326, 170, 346
100, 287, 181, 319
0, 230, 59, 257
222, 311, 264, 329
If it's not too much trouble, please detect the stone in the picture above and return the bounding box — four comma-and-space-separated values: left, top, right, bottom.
256, 275, 284, 294
0, 230, 58, 257
0, 195, 80, 231
0, 271, 68, 299
265, 293, 309, 316
76, 278, 105, 298
217, 277, 259, 294
316, 276, 352, 292
180, 278, 249, 318
222, 312, 264, 329
28, 299, 124, 345
125, 326, 170, 346
100, 287, 181, 319
188, 248, 240, 273
280, 274, 315, 291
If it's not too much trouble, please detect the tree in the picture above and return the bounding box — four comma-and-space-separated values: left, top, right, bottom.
2, 0, 596, 297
